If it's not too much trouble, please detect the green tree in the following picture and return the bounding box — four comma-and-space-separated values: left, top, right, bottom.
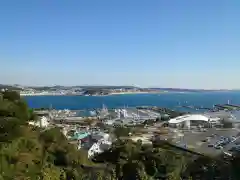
113, 126, 131, 138
2, 90, 21, 102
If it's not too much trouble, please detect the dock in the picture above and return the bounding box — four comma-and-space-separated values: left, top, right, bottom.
181, 105, 212, 111
182, 105, 195, 110
214, 104, 240, 111
214, 104, 226, 110
224, 104, 240, 108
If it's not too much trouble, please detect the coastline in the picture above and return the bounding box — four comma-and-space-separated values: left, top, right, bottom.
109, 91, 166, 95
21, 91, 165, 96
20, 93, 82, 96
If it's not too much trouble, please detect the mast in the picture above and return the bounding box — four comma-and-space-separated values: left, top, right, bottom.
48, 104, 52, 122
137, 109, 139, 120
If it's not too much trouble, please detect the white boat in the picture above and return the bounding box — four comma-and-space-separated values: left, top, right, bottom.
90, 110, 96, 116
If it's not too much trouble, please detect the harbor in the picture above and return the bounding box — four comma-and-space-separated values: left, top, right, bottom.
176, 101, 240, 112
34, 101, 240, 124
31, 97, 240, 159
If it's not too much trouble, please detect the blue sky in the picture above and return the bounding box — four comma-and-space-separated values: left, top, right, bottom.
0, 0, 240, 89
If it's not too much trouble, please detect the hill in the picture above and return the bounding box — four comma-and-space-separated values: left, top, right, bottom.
0, 84, 23, 90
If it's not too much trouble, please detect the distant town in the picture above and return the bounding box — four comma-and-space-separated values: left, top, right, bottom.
0, 84, 162, 96
0, 84, 233, 96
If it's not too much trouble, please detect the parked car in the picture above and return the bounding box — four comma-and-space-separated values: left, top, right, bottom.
208, 144, 214, 147
211, 134, 217, 137
230, 137, 236, 142
215, 145, 223, 149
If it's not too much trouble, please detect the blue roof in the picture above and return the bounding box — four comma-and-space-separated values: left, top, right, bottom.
71, 132, 89, 140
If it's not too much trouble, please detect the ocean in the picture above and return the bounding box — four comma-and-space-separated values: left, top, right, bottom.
24, 91, 240, 112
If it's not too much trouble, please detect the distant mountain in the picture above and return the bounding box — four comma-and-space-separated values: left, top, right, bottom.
27, 85, 137, 90
1, 84, 139, 91
74, 85, 137, 89
28, 85, 69, 90
1, 84, 234, 92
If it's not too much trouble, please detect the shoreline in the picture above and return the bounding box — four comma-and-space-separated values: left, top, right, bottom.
109, 91, 166, 95
21, 91, 166, 96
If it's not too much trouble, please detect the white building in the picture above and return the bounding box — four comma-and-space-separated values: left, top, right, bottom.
120, 109, 128, 118
168, 114, 220, 129
88, 133, 112, 158
29, 116, 50, 128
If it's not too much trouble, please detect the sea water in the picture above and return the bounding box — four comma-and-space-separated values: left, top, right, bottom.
24, 91, 240, 112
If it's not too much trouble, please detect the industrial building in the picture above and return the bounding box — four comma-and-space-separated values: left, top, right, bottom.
168, 110, 240, 129
168, 114, 220, 129
113, 108, 160, 119
104, 108, 161, 126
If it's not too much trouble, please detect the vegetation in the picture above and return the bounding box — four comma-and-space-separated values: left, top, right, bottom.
0, 91, 106, 179
1, 90, 240, 179
83, 89, 110, 96
94, 139, 192, 179
33, 107, 50, 110
113, 126, 131, 138
0, 84, 22, 91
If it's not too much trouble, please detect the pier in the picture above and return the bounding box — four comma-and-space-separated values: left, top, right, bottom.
181, 105, 212, 111
214, 104, 240, 111
224, 104, 240, 108
180, 103, 240, 112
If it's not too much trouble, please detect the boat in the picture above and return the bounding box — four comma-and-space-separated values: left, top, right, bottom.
90, 110, 96, 116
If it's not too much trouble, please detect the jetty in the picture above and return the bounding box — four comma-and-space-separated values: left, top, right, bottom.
214, 104, 240, 111
181, 105, 212, 111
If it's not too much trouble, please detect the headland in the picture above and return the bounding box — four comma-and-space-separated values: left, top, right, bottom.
17, 85, 163, 96
1, 84, 232, 97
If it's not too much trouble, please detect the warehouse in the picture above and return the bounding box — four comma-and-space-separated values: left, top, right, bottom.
168, 114, 220, 129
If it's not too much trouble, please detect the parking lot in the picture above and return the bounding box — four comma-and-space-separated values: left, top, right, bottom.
171, 128, 240, 156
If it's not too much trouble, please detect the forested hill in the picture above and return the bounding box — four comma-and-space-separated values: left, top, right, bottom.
1, 91, 240, 179
0, 84, 22, 90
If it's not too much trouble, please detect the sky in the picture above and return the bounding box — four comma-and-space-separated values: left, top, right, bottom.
0, 0, 240, 89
